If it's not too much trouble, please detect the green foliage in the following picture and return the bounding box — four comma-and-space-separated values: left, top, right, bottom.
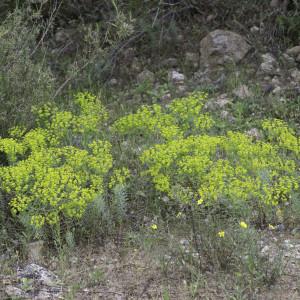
276, 14, 300, 44
113, 92, 213, 141
114, 93, 300, 223
0, 92, 113, 229
0, 9, 55, 134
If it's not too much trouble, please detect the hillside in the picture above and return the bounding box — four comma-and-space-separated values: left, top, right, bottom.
0, 1, 300, 299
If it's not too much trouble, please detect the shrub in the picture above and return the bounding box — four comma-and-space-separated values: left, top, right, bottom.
113, 92, 213, 141
0, 9, 55, 135
0, 92, 113, 230
114, 93, 300, 224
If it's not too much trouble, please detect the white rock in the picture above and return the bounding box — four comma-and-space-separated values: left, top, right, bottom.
272, 86, 282, 94
250, 26, 260, 33
168, 70, 185, 85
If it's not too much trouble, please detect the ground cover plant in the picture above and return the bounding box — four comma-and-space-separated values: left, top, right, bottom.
0, 92, 128, 242
114, 92, 300, 226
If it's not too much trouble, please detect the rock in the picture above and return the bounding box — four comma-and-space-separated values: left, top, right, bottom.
137, 69, 155, 84
162, 58, 178, 68
5, 264, 62, 300
286, 45, 300, 57
261, 245, 270, 255
206, 14, 215, 22
291, 69, 300, 83
168, 70, 185, 85
18, 264, 61, 287
200, 30, 251, 67
282, 53, 297, 69
175, 85, 188, 96
259, 53, 279, 75
5, 286, 27, 298
185, 52, 199, 68
233, 84, 252, 99
215, 94, 231, 108
27, 240, 44, 263
272, 86, 282, 95
250, 26, 260, 33
108, 78, 118, 86
296, 54, 300, 63
193, 69, 212, 85
270, 0, 279, 8
220, 110, 235, 122
271, 76, 281, 86
245, 128, 262, 140
161, 93, 172, 102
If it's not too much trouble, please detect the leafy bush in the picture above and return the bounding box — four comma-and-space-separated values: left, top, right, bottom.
113, 92, 213, 141
114, 93, 300, 224
0, 92, 113, 230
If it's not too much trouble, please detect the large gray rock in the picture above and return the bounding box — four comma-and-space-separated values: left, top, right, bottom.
286, 45, 300, 57
200, 30, 251, 67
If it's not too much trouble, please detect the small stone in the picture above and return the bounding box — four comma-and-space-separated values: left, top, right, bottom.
233, 84, 252, 99
168, 70, 185, 85
276, 224, 285, 232
296, 54, 300, 63
250, 26, 260, 33
245, 128, 262, 140
5, 286, 26, 298
271, 76, 281, 86
272, 86, 281, 95
161, 93, 172, 102
177, 34, 184, 42
286, 45, 300, 57
259, 53, 278, 75
137, 69, 155, 84
220, 110, 235, 122
215, 94, 231, 108
291, 227, 300, 237
206, 14, 215, 22
180, 239, 189, 246
282, 53, 296, 68
176, 84, 187, 96
108, 78, 118, 86
291, 69, 300, 83
261, 245, 270, 255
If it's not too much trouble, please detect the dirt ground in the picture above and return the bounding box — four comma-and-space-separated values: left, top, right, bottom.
1, 231, 300, 299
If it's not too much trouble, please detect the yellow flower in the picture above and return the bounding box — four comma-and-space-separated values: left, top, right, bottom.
150, 224, 158, 230
240, 221, 248, 229
218, 230, 225, 238
268, 224, 275, 230
197, 198, 203, 205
